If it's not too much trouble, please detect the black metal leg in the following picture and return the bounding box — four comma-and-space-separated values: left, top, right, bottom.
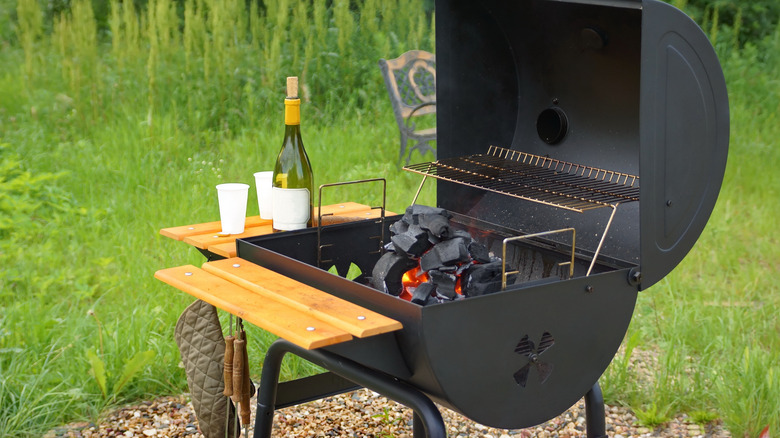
253, 339, 446, 438
584, 382, 607, 438
252, 340, 287, 438
413, 412, 426, 438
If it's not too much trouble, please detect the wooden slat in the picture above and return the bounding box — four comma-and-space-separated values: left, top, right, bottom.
160, 202, 376, 241
155, 265, 352, 349
160, 217, 268, 241
183, 225, 274, 249
206, 207, 396, 258
203, 258, 402, 337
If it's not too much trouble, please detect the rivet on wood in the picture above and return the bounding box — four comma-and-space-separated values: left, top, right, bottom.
357, 316, 366, 320
306, 327, 316, 331
233, 264, 241, 268
185, 272, 193, 276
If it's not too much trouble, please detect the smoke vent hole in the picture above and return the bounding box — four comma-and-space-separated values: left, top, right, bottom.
537, 107, 569, 145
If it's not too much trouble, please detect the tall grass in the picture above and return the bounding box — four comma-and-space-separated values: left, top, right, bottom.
1, 1, 434, 436
0, 1, 777, 437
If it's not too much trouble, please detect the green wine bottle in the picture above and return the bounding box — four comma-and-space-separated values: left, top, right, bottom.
272, 76, 314, 231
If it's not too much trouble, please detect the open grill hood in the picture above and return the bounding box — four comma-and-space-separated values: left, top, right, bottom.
434, 0, 728, 289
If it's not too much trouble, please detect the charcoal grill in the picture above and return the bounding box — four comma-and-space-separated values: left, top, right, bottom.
236, 0, 729, 436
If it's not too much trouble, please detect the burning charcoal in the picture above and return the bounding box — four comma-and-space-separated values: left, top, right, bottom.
411, 282, 436, 305
389, 219, 409, 236
371, 253, 418, 296
419, 249, 442, 272
462, 261, 504, 297
429, 270, 458, 299
450, 229, 473, 243
455, 262, 473, 275
403, 205, 452, 225
418, 214, 450, 239
434, 238, 471, 266
391, 231, 431, 258
468, 241, 492, 264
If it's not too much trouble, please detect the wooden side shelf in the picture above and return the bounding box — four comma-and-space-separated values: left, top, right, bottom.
155, 259, 401, 350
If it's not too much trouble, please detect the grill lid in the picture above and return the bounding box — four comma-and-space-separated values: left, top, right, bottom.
638, 0, 729, 289
433, 0, 729, 290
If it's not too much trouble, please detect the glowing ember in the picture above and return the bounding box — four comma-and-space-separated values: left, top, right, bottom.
402, 265, 429, 290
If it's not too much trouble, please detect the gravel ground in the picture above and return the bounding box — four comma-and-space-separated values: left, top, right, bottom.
45, 389, 730, 438
46, 347, 730, 437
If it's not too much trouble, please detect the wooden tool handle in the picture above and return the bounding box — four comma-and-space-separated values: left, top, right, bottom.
223, 335, 235, 397
240, 339, 252, 425
232, 337, 246, 404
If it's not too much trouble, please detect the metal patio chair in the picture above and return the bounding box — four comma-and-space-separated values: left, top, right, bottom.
378, 50, 437, 165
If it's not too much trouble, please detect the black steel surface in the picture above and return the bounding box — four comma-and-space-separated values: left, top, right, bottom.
238, 219, 636, 428
274, 372, 361, 409
433, 0, 727, 286
638, 0, 729, 289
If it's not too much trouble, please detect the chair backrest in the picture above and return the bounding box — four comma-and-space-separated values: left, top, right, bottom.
378, 50, 436, 126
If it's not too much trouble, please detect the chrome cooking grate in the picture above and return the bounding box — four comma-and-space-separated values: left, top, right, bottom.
404, 145, 639, 213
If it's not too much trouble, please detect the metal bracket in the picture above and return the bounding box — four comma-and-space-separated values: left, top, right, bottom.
317, 178, 387, 269
502, 228, 576, 290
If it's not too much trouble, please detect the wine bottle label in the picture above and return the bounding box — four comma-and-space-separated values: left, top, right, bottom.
272, 187, 310, 230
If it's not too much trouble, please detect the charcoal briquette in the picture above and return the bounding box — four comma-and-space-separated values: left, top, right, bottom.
411, 282, 436, 305
468, 241, 492, 263
420, 249, 443, 272
462, 261, 503, 297
418, 214, 450, 238
391, 232, 431, 258
403, 205, 452, 225
434, 238, 471, 265
428, 270, 458, 299
371, 252, 418, 296
389, 219, 409, 235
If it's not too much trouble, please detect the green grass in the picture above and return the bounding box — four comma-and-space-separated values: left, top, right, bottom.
1, 0, 778, 437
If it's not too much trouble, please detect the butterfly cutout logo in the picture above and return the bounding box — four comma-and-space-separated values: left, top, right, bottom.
513, 331, 555, 388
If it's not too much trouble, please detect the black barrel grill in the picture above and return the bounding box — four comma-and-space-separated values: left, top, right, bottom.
238, 0, 729, 436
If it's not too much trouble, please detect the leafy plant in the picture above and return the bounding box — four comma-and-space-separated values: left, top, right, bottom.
688, 410, 718, 425
634, 402, 671, 428
372, 406, 402, 438
86, 347, 156, 402
85, 310, 156, 403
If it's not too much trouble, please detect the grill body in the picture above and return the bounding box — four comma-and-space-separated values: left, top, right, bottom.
239, 0, 728, 430
239, 215, 636, 428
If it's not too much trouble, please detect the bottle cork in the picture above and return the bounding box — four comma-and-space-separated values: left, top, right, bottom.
286, 76, 299, 99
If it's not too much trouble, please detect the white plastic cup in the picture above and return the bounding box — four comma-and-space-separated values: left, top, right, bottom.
216, 183, 249, 234
254, 171, 274, 220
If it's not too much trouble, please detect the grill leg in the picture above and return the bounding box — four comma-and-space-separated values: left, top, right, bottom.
253, 339, 446, 438
253, 340, 286, 438
584, 382, 607, 438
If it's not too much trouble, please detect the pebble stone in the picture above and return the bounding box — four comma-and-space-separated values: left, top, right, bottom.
44, 389, 731, 438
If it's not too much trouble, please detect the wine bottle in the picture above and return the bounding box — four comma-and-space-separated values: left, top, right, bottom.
272, 76, 314, 231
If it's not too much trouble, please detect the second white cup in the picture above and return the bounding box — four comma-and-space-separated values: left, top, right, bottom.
216, 183, 249, 234
254, 171, 274, 220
